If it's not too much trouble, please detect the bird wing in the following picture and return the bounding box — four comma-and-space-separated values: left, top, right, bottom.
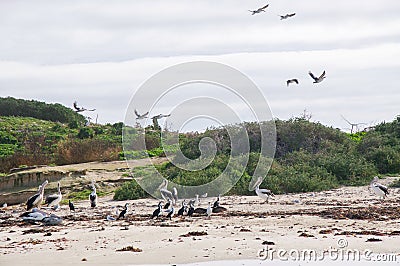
134, 109, 140, 117
318, 70, 326, 79
259, 188, 274, 196
289, 13, 296, 17
194, 208, 207, 214
73, 101, 79, 110
308, 71, 317, 80
260, 4, 269, 10
293, 79, 299, 84
26, 194, 40, 210
45, 194, 59, 204
160, 189, 174, 201
375, 183, 389, 194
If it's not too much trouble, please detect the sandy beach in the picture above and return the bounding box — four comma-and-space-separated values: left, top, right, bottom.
1, 177, 399, 266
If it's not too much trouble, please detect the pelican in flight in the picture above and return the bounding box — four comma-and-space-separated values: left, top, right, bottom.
249, 4, 269, 15
309, 70, 326, 83
370, 176, 389, 200
89, 182, 98, 208
280, 13, 296, 20
134, 109, 149, 120
286, 79, 299, 87
45, 182, 62, 210
254, 177, 274, 203
152, 113, 171, 120
26, 180, 48, 210
73, 101, 96, 112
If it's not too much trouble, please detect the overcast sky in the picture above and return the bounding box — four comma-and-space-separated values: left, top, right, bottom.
1, 0, 399, 132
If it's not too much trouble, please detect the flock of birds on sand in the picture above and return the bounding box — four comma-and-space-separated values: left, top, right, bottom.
17, 175, 389, 226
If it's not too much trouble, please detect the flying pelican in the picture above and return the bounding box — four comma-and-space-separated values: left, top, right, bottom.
151, 202, 163, 219
254, 177, 274, 203
68, 200, 75, 212
26, 180, 48, 210
286, 79, 299, 86
89, 182, 98, 208
249, 4, 269, 15
45, 182, 62, 210
280, 13, 296, 20
309, 70, 326, 83
73, 101, 96, 112
152, 113, 171, 120
370, 176, 389, 200
134, 109, 149, 120
117, 203, 130, 220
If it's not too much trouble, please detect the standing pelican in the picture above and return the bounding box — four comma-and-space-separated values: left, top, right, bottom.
370, 176, 389, 199
26, 180, 48, 210
254, 177, 274, 203
89, 182, 98, 208
159, 179, 174, 204
45, 182, 62, 210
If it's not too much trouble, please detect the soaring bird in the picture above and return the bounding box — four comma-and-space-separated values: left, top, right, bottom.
308, 70, 326, 83
280, 13, 296, 20
89, 182, 98, 208
73, 101, 96, 112
68, 200, 75, 212
286, 79, 299, 87
254, 177, 274, 203
117, 203, 130, 220
45, 182, 62, 210
370, 176, 389, 199
152, 113, 171, 120
249, 4, 269, 15
152, 202, 163, 219
134, 109, 149, 120
26, 180, 48, 210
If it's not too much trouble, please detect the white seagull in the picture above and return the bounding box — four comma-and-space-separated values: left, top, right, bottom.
370, 176, 389, 200
254, 177, 274, 203
309, 70, 326, 83
249, 4, 269, 15
45, 182, 62, 210
26, 180, 48, 210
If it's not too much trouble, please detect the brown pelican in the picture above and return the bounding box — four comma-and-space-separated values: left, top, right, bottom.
45, 182, 62, 210
134, 109, 149, 120
254, 177, 274, 203
280, 13, 296, 20
26, 180, 48, 210
73, 101, 96, 112
370, 176, 389, 199
89, 182, 98, 208
286, 79, 299, 86
309, 70, 326, 83
249, 4, 269, 15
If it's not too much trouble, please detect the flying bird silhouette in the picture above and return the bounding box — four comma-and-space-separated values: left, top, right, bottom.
73, 101, 96, 112
151, 113, 171, 120
286, 79, 299, 86
280, 13, 296, 20
249, 4, 269, 15
308, 70, 326, 83
134, 109, 149, 120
